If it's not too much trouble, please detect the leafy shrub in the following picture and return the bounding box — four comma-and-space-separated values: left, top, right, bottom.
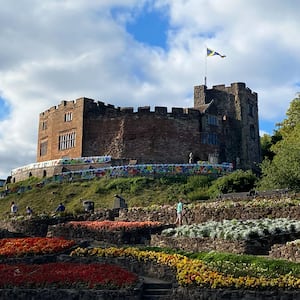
186, 175, 213, 189
187, 190, 210, 201
209, 170, 257, 196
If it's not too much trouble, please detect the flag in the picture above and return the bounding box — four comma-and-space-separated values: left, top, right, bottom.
207, 48, 226, 58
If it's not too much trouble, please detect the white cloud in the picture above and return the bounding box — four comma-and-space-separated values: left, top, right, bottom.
0, 0, 300, 178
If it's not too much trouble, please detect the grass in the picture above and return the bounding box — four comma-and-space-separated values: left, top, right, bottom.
0, 175, 214, 219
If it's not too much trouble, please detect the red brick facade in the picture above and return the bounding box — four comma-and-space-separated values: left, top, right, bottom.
37, 82, 261, 169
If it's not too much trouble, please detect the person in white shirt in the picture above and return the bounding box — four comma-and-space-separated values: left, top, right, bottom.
10, 201, 18, 214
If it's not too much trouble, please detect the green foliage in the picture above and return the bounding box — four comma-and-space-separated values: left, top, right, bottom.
186, 175, 212, 189
187, 189, 210, 201
208, 170, 257, 196
259, 95, 300, 191
259, 125, 300, 191
190, 251, 300, 278
140, 246, 300, 278
260, 134, 276, 161
277, 95, 300, 137
158, 175, 188, 185
0, 175, 201, 218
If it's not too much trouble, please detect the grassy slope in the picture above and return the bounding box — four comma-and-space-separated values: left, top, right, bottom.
0, 176, 191, 219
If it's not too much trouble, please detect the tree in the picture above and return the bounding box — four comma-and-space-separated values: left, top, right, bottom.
277, 94, 300, 137
259, 95, 300, 191
260, 130, 282, 161
209, 170, 257, 196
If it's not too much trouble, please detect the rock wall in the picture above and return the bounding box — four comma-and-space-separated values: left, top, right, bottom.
117, 203, 300, 224
269, 242, 300, 262
0, 287, 140, 300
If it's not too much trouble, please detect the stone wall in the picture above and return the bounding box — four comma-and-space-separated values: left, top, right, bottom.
151, 233, 300, 255
0, 287, 141, 300
117, 202, 300, 224
151, 234, 247, 254
35, 82, 260, 175
269, 242, 300, 262
48, 224, 167, 245
171, 287, 300, 300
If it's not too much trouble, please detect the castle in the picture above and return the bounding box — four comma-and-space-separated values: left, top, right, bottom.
11, 82, 261, 182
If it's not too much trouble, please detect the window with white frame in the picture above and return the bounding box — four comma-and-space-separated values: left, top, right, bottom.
64, 112, 73, 122
58, 131, 76, 150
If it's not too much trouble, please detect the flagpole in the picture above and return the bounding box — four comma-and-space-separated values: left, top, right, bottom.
204, 46, 207, 86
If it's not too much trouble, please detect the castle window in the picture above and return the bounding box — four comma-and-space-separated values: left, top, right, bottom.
207, 115, 218, 126
248, 102, 254, 117
64, 112, 73, 122
250, 125, 255, 140
40, 141, 48, 156
42, 121, 47, 130
59, 131, 76, 150
201, 132, 218, 145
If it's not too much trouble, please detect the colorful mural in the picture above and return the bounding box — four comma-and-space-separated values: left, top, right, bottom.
54, 163, 233, 183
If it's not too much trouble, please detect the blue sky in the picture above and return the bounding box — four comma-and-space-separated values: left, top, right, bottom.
0, 97, 10, 120
0, 0, 300, 178
124, 5, 169, 49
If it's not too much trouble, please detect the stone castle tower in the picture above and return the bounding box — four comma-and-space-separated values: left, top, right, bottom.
37, 82, 261, 170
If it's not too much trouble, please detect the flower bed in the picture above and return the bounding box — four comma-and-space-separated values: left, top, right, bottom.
68, 220, 162, 231
0, 237, 75, 258
49, 221, 168, 244
161, 218, 300, 240
0, 238, 141, 299
71, 246, 300, 290
0, 262, 138, 289
154, 218, 300, 255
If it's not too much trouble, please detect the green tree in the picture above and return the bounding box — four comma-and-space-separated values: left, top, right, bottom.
277, 93, 300, 137
259, 95, 300, 191
260, 130, 282, 161
209, 170, 257, 196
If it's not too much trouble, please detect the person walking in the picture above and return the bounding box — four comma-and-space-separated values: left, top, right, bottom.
175, 199, 183, 226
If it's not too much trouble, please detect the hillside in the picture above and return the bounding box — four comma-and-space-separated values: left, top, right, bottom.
0, 175, 208, 219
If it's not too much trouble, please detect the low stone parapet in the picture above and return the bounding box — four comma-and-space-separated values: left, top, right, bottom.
269, 241, 300, 262
0, 287, 141, 300
170, 287, 300, 300
151, 233, 300, 255
151, 234, 247, 254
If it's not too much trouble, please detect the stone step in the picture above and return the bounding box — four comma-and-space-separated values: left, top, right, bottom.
141, 278, 173, 300
143, 287, 171, 296
143, 282, 173, 290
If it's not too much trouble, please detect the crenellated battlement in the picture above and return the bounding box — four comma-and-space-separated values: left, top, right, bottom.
40, 97, 201, 119
211, 82, 257, 98
35, 82, 261, 174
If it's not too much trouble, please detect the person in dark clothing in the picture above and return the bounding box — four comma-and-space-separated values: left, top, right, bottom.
55, 203, 65, 212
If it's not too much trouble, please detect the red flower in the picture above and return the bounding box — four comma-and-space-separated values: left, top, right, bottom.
0, 263, 138, 289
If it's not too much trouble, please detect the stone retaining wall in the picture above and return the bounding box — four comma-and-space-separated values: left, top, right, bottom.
171, 287, 300, 300
0, 288, 141, 300
151, 234, 247, 254
269, 242, 300, 262
151, 233, 300, 255
117, 203, 300, 224
48, 224, 170, 245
